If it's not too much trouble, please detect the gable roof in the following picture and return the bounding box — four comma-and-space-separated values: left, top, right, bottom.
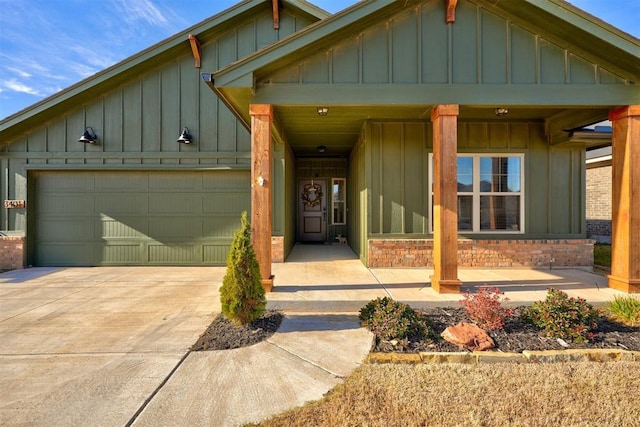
213, 0, 640, 89
0, 0, 328, 141
206, 0, 639, 151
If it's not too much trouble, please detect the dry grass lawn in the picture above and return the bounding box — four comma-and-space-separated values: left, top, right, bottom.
255, 362, 640, 427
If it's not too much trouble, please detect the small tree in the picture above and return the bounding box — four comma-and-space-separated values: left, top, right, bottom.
220, 211, 266, 325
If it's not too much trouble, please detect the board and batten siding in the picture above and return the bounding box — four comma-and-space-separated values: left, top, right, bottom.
267, 0, 629, 87
354, 120, 585, 239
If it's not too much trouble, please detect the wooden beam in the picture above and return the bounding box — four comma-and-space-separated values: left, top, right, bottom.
431, 104, 462, 293
188, 34, 201, 68
446, 0, 458, 24
249, 104, 274, 292
608, 105, 640, 293
272, 0, 280, 29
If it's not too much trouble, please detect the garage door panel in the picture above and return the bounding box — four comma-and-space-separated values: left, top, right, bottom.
148, 245, 196, 263
96, 195, 147, 214
149, 173, 201, 190
203, 170, 250, 189
203, 193, 250, 214
203, 216, 240, 238
34, 170, 248, 266
103, 244, 143, 263
38, 174, 94, 190
36, 244, 95, 266
99, 219, 148, 239
38, 219, 94, 241
204, 245, 230, 263
95, 172, 147, 190
149, 194, 202, 214
149, 218, 202, 238
39, 196, 93, 215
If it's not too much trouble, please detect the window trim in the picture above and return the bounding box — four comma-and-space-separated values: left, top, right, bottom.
428, 153, 525, 234
331, 178, 347, 225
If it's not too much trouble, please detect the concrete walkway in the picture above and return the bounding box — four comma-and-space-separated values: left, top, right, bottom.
0, 244, 626, 426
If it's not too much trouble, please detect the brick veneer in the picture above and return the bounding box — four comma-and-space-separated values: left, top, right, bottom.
0, 236, 25, 270
271, 236, 284, 263
367, 239, 594, 268
586, 164, 612, 242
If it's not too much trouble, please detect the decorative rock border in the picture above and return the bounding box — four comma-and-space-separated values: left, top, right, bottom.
367, 349, 640, 364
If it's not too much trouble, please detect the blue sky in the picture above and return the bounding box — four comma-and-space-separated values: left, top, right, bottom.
0, 0, 638, 120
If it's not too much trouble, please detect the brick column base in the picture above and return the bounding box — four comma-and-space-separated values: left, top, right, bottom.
271, 236, 284, 263
367, 239, 594, 269
0, 236, 25, 270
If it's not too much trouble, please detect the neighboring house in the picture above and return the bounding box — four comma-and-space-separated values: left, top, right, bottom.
1, 0, 639, 294
585, 143, 612, 244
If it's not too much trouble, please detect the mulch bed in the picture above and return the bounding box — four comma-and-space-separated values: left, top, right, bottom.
190, 306, 640, 354
374, 306, 640, 353
191, 310, 283, 351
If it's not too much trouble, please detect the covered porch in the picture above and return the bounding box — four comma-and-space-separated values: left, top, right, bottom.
204, 0, 640, 294
267, 243, 622, 312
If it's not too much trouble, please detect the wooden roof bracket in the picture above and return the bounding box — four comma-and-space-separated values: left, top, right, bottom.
188, 34, 201, 68
272, 0, 280, 29
446, 0, 458, 24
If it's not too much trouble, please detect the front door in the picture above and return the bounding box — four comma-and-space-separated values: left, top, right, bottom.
298, 179, 327, 242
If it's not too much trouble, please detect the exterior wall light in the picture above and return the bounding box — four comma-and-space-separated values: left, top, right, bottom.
177, 127, 193, 143
78, 127, 97, 144
317, 145, 327, 153
316, 107, 329, 116
257, 175, 265, 187
494, 107, 509, 116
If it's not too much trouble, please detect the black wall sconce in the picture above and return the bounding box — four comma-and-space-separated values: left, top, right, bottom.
317, 145, 327, 153
177, 127, 193, 144
78, 127, 97, 144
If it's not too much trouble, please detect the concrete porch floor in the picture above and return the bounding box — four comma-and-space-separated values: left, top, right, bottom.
268, 243, 622, 312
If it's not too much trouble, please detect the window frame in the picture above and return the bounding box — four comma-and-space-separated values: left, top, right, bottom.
331, 178, 347, 225
428, 153, 525, 234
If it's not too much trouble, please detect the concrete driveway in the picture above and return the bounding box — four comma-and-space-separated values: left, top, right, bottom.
0, 266, 223, 426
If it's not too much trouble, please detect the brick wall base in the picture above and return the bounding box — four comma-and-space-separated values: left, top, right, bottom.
0, 236, 25, 270
272, 236, 284, 263
367, 239, 594, 268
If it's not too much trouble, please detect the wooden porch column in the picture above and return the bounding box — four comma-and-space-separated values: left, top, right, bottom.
431, 105, 462, 293
249, 104, 274, 292
608, 105, 640, 293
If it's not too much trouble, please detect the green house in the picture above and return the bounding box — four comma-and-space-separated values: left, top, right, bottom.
1, 0, 639, 294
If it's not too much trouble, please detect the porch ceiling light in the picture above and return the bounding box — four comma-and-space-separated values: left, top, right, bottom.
177, 127, 193, 144
78, 127, 97, 144
494, 107, 509, 116
316, 106, 329, 116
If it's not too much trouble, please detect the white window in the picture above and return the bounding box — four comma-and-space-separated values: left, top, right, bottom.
429, 154, 524, 233
332, 178, 346, 225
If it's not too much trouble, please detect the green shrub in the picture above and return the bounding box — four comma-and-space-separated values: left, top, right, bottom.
606, 295, 640, 327
359, 297, 432, 342
219, 211, 266, 325
459, 286, 513, 331
523, 288, 598, 343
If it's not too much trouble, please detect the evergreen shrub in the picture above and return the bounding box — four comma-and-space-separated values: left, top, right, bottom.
219, 211, 266, 325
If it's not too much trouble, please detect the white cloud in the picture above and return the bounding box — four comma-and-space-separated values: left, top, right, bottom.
112, 0, 169, 27
4, 66, 32, 78
2, 79, 42, 96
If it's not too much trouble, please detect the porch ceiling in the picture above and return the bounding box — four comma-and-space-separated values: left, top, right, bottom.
275, 105, 606, 156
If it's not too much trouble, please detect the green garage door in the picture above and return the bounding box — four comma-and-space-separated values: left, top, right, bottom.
32, 170, 250, 266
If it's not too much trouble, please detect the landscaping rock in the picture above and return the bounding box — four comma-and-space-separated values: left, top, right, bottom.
441, 322, 495, 351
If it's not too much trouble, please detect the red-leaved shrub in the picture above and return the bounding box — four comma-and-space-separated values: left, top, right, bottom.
459, 286, 513, 331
